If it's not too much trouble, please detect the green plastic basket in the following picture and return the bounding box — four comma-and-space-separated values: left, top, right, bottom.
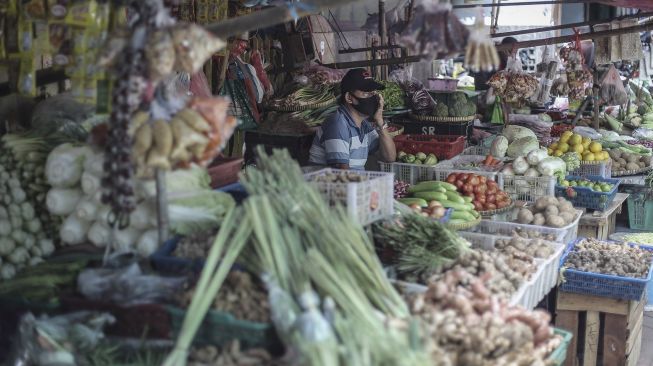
167, 306, 281, 351
548, 328, 574, 366
627, 193, 653, 230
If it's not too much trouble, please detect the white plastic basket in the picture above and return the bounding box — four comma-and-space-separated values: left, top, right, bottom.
432, 155, 503, 184
569, 160, 612, 178
461, 145, 490, 156
305, 168, 394, 226
458, 231, 565, 310
464, 210, 582, 244
378, 161, 436, 185
500, 175, 556, 203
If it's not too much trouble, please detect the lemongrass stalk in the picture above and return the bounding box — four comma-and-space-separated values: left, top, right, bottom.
162, 207, 251, 366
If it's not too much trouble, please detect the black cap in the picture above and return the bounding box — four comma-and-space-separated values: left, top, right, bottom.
340, 68, 385, 95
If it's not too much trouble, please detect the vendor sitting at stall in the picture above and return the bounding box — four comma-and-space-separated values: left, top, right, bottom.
308, 68, 396, 170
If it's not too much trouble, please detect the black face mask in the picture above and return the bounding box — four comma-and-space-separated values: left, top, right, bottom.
350, 94, 379, 117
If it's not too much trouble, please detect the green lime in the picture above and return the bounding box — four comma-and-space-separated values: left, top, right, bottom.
562, 180, 570, 187
593, 184, 602, 191
570, 181, 577, 187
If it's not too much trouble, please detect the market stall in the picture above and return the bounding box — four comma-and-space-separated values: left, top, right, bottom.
2, 0, 653, 365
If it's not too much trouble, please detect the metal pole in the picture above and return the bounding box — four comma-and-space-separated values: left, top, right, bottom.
379, 0, 387, 80
206, 0, 360, 39
491, 11, 653, 39
495, 22, 653, 51
454, 0, 596, 9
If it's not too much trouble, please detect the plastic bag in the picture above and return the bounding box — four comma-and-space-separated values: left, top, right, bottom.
600, 65, 628, 106
633, 128, 653, 141
491, 96, 504, 124
5, 311, 115, 366
77, 262, 186, 305
573, 126, 602, 140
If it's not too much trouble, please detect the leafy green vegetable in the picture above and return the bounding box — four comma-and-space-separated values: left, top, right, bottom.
379, 81, 406, 110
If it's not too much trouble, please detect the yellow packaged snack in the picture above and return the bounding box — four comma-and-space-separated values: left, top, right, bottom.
19, 0, 46, 19
18, 15, 33, 53
48, 22, 74, 67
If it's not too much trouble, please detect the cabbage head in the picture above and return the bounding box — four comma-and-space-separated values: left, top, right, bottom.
506, 136, 540, 159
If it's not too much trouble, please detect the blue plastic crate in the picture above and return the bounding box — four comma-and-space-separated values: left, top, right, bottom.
554, 175, 620, 211
559, 238, 653, 301
150, 236, 204, 274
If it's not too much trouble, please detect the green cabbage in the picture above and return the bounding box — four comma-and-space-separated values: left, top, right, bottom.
506, 136, 540, 159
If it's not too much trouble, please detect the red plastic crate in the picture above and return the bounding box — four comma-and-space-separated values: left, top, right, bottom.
394, 134, 466, 160
207, 156, 243, 189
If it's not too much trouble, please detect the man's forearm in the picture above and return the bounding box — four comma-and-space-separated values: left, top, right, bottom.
378, 131, 396, 162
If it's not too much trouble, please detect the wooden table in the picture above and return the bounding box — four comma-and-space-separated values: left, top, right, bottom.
577, 193, 629, 240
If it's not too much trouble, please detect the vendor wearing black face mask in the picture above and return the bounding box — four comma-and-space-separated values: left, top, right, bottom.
308, 68, 396, 170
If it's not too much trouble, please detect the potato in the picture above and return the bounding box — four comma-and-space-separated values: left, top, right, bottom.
639, 161, 647, 168
546, 215, 566, 228
534, 197, 549, 212
559, 211, 575, 225
517, 208, 534, 224
626, 162, 640, 171
643, 156, 652, 165
627, 154, 639, 163
558, 201, 575, 214
532, 213, 546, 226
618, 158, 627, 165
610, 149, 622, 159
544, 205, 559, 216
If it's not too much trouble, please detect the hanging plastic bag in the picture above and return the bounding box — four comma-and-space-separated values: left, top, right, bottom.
491, 96, 504, 124
599, 65, 628, 106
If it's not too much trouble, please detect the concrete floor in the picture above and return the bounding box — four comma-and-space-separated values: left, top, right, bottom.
638, 313, 653, 366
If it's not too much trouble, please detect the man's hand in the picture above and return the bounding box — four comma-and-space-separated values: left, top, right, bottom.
373, 94, 385, 127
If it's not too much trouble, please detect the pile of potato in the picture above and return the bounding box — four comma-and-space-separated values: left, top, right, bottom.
609, 150, 651, 172
515, 196, 578, 228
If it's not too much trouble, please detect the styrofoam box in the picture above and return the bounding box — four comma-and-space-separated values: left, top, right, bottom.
304, 168, 394, 226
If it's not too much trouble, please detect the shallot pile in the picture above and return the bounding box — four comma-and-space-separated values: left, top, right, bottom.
407, 269, 562, 366
394, 181, 410, 199
563, 238, 653, 278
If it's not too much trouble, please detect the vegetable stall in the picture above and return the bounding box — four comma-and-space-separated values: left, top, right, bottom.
0, 1, 653, 366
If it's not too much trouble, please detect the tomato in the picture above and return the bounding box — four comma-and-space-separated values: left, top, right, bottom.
446, 175, 457, 184
468, 176, 480, 186
485, 203, 497, 210
487, 185, 498, 195
473, 185, 487, 194
473, 201, 484, 210
486, 194, 496, 204
479, 176, 487, 184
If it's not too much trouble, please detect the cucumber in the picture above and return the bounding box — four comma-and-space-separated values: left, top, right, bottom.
445, 191, 465, 204
413, 191, 447, 201
471, 210, 480, 218
438, 200, 474, 211
408, 183, 447, 193
408, 181, 455, 193
447, 219, 470, 225
450, 210, 476, 221
398, 198, 428, 207
462, 196, 473, 203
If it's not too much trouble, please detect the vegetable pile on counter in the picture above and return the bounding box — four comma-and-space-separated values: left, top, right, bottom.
501, 147, 566, 179
514, 196, 579, 228
445, 173, 511, 212
407, 269, 562, 366
397, 151, 438, 166
45, 144, 234, 254
400, 180, 480, 224
0, 259, 86, 303
379, 81, 406, 110
189, 341, 281, 366
130, 97, 237, 178
609, 149, 651, 173
173, 230, 217, 260
268, 84, 335, 110
549, 131, 609, 162
393, 181, 410, 199
432, 92, 477, 118
307, 171, 368, 183
490, 125, 540, 159
177, 271, 270, 323
373, 212, 471, 276
563, 238, 653, 278
495, 235, 556, 260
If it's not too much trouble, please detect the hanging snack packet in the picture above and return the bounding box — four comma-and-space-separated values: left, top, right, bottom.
18, 15, 34, 53
18, 55, 36, 96
171, 23, 226, 74
49, 22, 74, 67
19, 0, 47, 19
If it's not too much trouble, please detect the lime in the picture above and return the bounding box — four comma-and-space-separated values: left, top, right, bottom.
561, 180, 570, 187
593, 184, 602, 191
570, 181, 577, 187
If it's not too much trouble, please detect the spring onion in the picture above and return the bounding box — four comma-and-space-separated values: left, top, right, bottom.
46, 188, 82, 215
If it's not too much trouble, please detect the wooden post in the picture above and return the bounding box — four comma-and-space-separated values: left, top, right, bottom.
379, 0, 387, 80
155, 168, 169, 246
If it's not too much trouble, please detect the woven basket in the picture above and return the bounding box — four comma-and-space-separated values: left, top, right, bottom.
409, 113, 475, 123
446, 217, 481, 231
477, 200, 514, 217
266, 98, 336, 112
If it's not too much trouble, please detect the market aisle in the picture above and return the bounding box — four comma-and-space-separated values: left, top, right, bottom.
638, 313, 653, 366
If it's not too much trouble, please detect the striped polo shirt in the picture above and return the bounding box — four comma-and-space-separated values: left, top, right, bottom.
309, 105, 380, 170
